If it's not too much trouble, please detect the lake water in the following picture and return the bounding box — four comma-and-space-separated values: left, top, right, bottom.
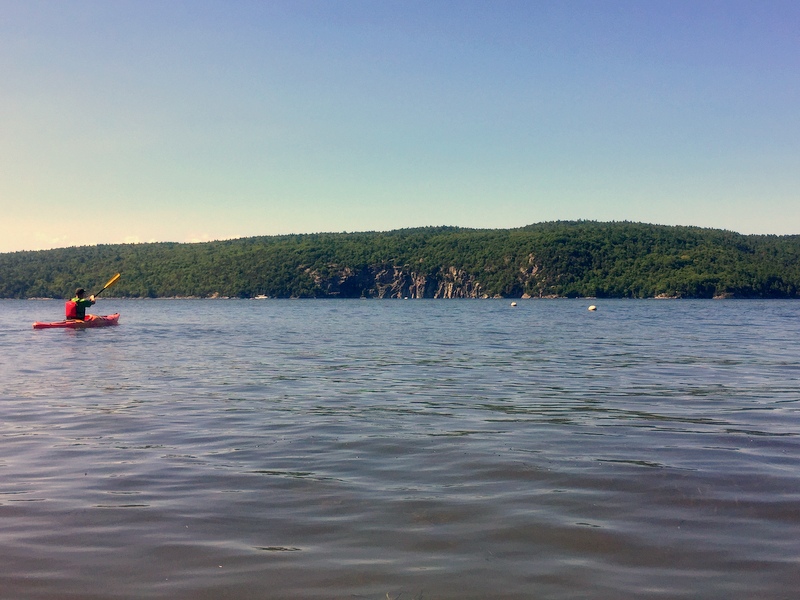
1, 299, 799, 599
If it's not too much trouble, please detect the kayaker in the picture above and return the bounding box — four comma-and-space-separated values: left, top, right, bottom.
66, 288, 96, 321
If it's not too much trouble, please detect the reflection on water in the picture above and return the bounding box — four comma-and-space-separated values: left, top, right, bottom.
1, 299, 799, 599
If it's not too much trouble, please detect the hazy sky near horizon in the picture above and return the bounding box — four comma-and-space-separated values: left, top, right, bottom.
2, 0, 798, 252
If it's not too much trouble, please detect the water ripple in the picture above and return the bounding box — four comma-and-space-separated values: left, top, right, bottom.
1, 299, 799, 599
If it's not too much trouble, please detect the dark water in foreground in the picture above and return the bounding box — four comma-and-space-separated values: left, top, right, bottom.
1, 299, 798, 599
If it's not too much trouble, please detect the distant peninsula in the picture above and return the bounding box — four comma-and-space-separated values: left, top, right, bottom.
2, 221, 799, 299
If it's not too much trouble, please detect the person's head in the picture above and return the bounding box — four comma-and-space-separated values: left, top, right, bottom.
75, 288, 85, 298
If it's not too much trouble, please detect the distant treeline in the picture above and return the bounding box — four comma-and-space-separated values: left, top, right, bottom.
2, 221, 799, 299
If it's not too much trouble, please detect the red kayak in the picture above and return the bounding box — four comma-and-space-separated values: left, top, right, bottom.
33, 313, 121, 330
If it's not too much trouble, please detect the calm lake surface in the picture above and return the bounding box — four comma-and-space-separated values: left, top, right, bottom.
1, 299, 799, 599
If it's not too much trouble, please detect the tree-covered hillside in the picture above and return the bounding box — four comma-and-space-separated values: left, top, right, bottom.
1, 222, 799, 299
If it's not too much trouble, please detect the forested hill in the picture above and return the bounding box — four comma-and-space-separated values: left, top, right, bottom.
2, 222, 799, 299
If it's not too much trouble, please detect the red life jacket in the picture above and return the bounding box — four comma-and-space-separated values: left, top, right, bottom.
65, 300, 78, 319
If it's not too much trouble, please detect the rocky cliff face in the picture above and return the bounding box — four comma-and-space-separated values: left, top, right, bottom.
305, 264, 498, 298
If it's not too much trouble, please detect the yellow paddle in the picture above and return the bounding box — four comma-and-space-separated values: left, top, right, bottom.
94, 273, 121, 297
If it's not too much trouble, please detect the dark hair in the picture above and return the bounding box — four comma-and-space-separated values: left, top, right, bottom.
75, 288, 85, 297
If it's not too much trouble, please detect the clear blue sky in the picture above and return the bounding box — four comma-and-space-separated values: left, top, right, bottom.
2, 0, 798, 252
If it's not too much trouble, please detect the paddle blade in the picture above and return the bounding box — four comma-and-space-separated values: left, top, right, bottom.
96, 273, 121, 296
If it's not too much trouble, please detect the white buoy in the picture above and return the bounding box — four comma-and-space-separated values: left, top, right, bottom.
588, 305, 597, 311
511, 302, 517, 307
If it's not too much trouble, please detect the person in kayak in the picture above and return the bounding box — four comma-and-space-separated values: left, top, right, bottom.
65, 288, 96, 321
